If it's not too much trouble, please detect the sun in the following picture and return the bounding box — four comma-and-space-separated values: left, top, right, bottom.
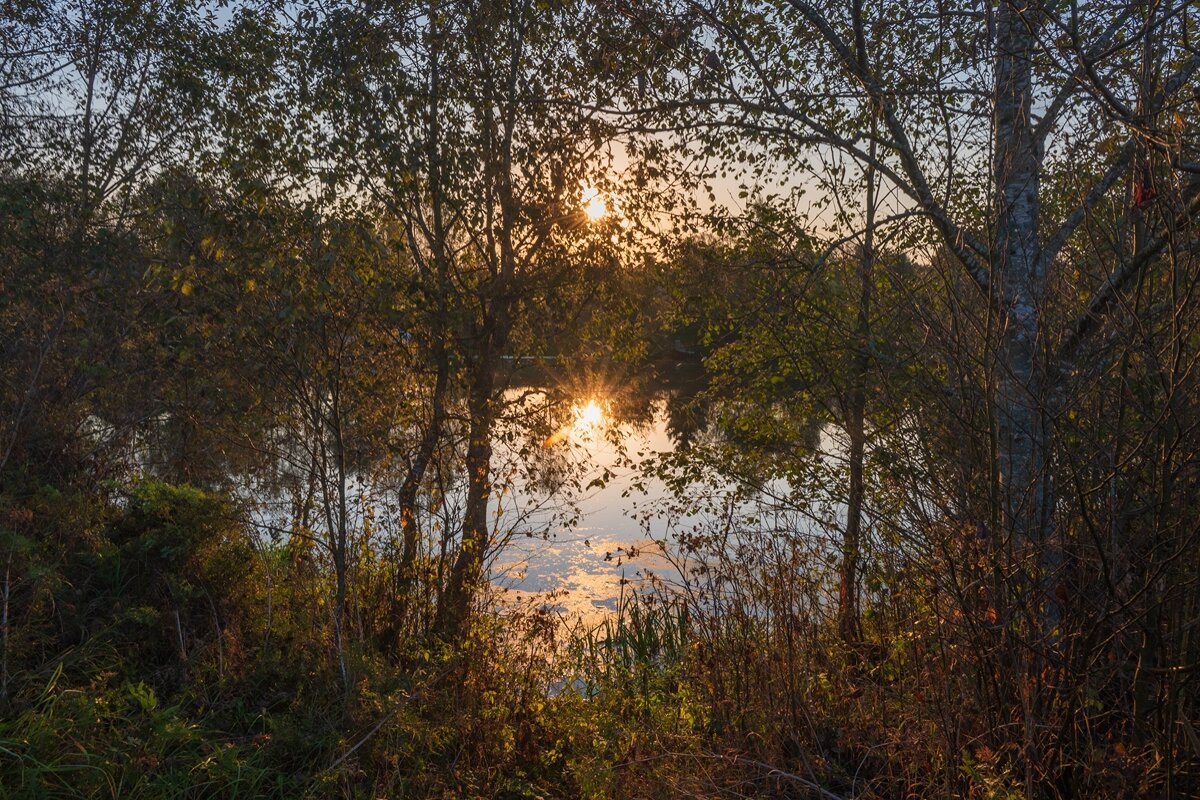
581, 186, 607, 222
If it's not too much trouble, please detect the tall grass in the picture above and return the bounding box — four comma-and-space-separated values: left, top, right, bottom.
566, 586, 688, 693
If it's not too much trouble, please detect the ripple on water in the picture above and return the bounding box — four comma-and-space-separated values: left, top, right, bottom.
495, 532, 678, 621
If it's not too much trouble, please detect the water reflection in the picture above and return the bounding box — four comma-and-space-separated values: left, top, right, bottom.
488, 353, 835, 624
573, 398, 604, 432
492, 392, 691, 622
541, 397, 609, 448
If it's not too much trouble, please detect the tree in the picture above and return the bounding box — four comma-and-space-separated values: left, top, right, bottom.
292, 0, 651, 642
1, 0, 235, 483
597, 0, 1199, 792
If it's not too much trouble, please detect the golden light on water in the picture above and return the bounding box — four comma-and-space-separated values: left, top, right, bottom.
581, 186, 606, 222
543, 397, 607, 447
575, 398, 604, 429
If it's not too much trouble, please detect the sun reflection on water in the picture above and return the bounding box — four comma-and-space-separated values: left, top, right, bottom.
543, 396, 608, 447
574, 398, 604, 431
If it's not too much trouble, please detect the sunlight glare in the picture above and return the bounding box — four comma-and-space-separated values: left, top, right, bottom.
542, 398, 608, 448
575, 399, 604, 430
581, 186, 606, 222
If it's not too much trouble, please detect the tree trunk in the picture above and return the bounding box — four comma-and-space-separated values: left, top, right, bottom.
434, 359, 495, 641
396, 0, 453, 612
432, 0, 523, 643
992, 3, 1059, 794
318, 376, 350, 690
993, 0, 1053, 606
396, 344, 448, 596
839, 119, 877, 644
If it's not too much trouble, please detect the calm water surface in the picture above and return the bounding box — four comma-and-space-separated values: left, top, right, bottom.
486, 388, 846, 622
489, 396, 693, 621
